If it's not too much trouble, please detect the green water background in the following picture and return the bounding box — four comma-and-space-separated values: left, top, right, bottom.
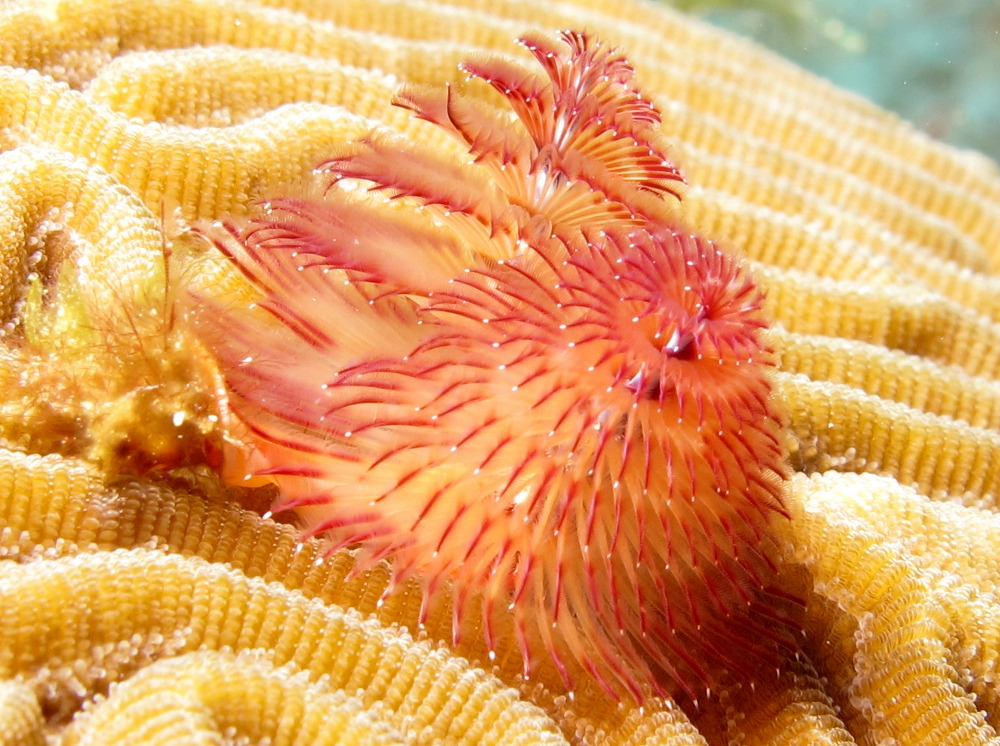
669, 0, 1000, 166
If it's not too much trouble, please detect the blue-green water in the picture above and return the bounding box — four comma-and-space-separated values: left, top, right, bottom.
671, 0, 1000, 166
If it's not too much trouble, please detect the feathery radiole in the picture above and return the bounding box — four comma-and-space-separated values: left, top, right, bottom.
187, 30, 802, 703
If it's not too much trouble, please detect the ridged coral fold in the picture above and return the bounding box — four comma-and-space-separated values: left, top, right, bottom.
1, 0, 1000, 744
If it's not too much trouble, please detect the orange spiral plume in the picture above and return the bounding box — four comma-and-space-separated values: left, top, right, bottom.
187, 30, 802, 704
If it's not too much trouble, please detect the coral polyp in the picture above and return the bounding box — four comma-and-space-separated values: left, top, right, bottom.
188, 30, 800, 703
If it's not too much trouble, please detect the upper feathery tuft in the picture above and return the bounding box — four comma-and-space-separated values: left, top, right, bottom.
186, 29, 801, 704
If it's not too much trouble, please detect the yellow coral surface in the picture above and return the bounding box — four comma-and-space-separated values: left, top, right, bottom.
1, 0, 999, 744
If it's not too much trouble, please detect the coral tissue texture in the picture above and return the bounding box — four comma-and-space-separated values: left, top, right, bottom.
0, 0, 999, 745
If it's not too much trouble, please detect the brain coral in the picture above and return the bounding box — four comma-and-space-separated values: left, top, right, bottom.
1, 0, 1000, 745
